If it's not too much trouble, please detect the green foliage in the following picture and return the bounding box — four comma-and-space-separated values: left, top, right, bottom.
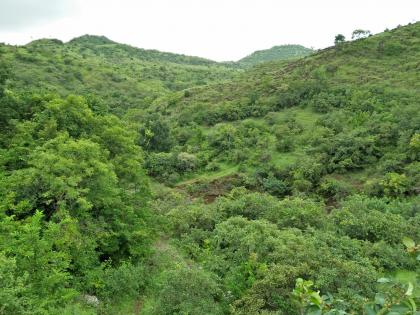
138, 112, 173, 152
2, 20, 420, 315
0, 93, 151, 312
293, 278, 338, 315
0, 60, 10, 97
380, 173, 410, 197
332, 195, 409, 243
95, 262, 147, 303
263, 197, 326, 230
351, 29, 371, 40
2, 36, 238, 114
0, 212, 78, 313
334, 34, 346, 45
150, 266, 224, 315
295, 240, 420, 315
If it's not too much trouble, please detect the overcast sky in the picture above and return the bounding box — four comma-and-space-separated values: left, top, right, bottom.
0, 0, 419, 61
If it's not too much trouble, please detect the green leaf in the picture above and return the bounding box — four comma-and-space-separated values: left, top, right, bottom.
364, 303, 377, 315
309, 292, 323, 306
402, 237, 415, 249
375, 293, 386, 306
405, 282, 414, 296
377, 277, 391, 283
307, 305, 322, 315
409, 298, 417, 312
389, 304, 411, 313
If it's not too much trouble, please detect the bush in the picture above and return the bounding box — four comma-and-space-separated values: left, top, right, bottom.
215, 188, 279, 220
176, 152, 197, 172
207, 124, 238, 155
317, 177, 353, 200
145, 152, 176, 177
96, 262, 146, 303
261, 174, 290, 197
309, 91, 345, 113
152, 266, 223, 315
332, 195, 409, 243
380, 172, 410, 197
263, 197, 326, 229
167, 204, 219, 236
315, 129, 381, 172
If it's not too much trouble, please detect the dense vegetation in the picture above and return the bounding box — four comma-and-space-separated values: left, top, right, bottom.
0, 22, 419, 314
0, 35, 239, 115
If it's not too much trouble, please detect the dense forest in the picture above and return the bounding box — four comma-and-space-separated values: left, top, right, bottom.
0, 21, 419, 315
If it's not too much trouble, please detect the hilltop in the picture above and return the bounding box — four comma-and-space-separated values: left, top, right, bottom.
237, 44, 314, 67
66, 35, 224, 66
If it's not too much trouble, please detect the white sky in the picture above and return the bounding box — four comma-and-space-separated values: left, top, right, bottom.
0, 0, 419, 61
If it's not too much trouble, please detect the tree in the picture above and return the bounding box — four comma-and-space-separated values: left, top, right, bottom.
0, 94, 152, 312
138, 113, 173, 152
351, 29, 371, 40
0, 61, 10, 96
334, 34, 346, 45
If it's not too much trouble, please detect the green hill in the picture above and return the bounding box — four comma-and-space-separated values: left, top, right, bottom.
67, 35, 226, 66
237, 44, 314, 67
137, 23, 420, 313
0, 35, 239, 114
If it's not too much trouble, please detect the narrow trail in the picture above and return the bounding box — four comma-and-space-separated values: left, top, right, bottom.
136, 236, 196, 314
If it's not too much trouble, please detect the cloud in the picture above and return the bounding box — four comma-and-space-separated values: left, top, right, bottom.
0, 0, 77, 30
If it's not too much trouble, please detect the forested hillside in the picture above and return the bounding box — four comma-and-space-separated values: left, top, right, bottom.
0, 35, 238, 114
0, 22, 419, 315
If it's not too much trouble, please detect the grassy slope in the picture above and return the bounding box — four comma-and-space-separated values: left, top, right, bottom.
166, 22, 420, 116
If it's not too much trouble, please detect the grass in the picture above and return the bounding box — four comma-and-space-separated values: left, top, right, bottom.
271, 151, 300, 168
176, 163, 238, 186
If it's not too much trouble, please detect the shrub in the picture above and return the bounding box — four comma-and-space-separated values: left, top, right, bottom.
263, 197, 326, 229
317, 177, 353, 200
332, 196, 409, 243
95, 262, 146, 303
380, 172, 410, 197
176, 152, 197, 172
152, 266, 223, 315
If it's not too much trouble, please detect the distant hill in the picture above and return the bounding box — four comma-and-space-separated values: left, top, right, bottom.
237, 44, 314, 67
1, 35, 239, 114
1, 36, 314, 115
